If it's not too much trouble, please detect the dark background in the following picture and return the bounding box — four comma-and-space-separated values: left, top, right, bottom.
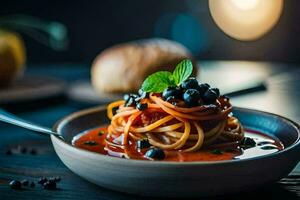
1, 0, 300, 64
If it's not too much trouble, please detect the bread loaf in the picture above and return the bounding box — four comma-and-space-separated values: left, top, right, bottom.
91, 38, 197, 93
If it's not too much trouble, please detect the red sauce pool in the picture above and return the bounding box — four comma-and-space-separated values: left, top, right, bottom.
72, 127, 284, 162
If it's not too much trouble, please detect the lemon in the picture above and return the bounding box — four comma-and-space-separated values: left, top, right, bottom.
0, 30, 26, 86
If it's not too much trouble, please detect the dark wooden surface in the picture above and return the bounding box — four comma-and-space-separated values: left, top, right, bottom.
1, 61, 300, 200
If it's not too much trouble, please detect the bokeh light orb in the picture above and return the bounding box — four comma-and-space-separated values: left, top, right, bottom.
209, 0, 284, 41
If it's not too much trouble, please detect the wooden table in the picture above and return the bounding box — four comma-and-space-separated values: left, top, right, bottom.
1, 61, 300, 199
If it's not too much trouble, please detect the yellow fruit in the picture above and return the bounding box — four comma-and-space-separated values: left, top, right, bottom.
0, 30, 26, 86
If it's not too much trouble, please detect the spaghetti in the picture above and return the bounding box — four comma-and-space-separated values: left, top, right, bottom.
107, 93, 244, 152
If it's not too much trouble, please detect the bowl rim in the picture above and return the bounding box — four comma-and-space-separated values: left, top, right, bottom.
51, 106, 300, 166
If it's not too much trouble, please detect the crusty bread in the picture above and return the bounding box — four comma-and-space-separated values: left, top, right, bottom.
91, 38, 197, 93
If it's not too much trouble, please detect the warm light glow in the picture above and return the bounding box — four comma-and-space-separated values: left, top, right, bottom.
230, 0, 259, 10
209, 0, 284, 41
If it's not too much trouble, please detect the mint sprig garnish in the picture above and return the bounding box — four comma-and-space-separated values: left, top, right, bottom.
141, 59, 193, 93
141, 71, 174, 93
173, 59, 193, 85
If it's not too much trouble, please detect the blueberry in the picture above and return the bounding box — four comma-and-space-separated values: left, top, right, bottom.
183, 89, 201, 107
30, 182, 35, 188
38, 177, 48, 184
162, 87, 181, 100
136, 139, 151, 149
145, 148, 165, 160
123, 94, 130, 102
165, 96, 176, 104
43, 181, 56, 190
136, 103, 148, 111
240, 137, 256, 148
124, 94, 139, 106
29, 148, 37, 155
180, 78, 199, 90
138, 89, 149, 98
54, 176, 61, 182
5, 149, 12, 155
9, 180, 22, 190
17, 145, 27, 154
125, 96, 136, 107
211, 88, 220, 96
197, 83, 210, 96
138, 89, 144, 96
202, 89, 218, 104
21, 179, 29, 186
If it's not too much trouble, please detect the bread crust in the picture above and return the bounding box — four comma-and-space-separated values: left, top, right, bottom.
91, 38, 197, 93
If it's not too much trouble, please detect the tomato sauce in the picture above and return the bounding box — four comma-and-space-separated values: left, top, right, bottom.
72, 127, 284, 162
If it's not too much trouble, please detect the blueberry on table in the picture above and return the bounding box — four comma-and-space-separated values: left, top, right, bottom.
29, 148, 37, 155
30, 182, 35, 188
202, 89, 218, 104
9, 180, 22, 190
136, 139, 151, 149
183, 89, 201, 107
54, 176, 61, 182
21, 179, 29, 186
180, 77, 199, 90
17, 145, 27, 154
38, 177, 48, 184
49, 176, 61, 182
162, 87, 182, 100
43, 181, 57, 190
5, 149, 12, 155
197, 83, 210, 96
145, 147, 165, 160
137, 103, 148, 111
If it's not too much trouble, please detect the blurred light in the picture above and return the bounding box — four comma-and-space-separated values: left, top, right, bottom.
154, 13, 210, 54
230, 0, 259, 10
171, 14, 208, 54
209, 0, 283, 41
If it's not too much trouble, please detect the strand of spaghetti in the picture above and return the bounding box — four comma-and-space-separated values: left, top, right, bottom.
164, 131, 199, 140
131, 115, 174, 133
204, 120, 227, 145
112, 109, 139, 121
123, 111, 142, 145
111, 117, 127, 132
183, 121, 204, 152
107, 100, 125, 119
147, 121, 191, 150
174, 121, 191, 149
204, 121, 225, 138
148, 103, 161, 109
221, 122, 244, 141
129, 132, 144, 141
117, 107, 135, 112
151, 122, 183, 132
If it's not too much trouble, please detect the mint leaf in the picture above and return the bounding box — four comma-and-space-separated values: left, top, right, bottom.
173, 59, 193, 85
141, 71, 175, 92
